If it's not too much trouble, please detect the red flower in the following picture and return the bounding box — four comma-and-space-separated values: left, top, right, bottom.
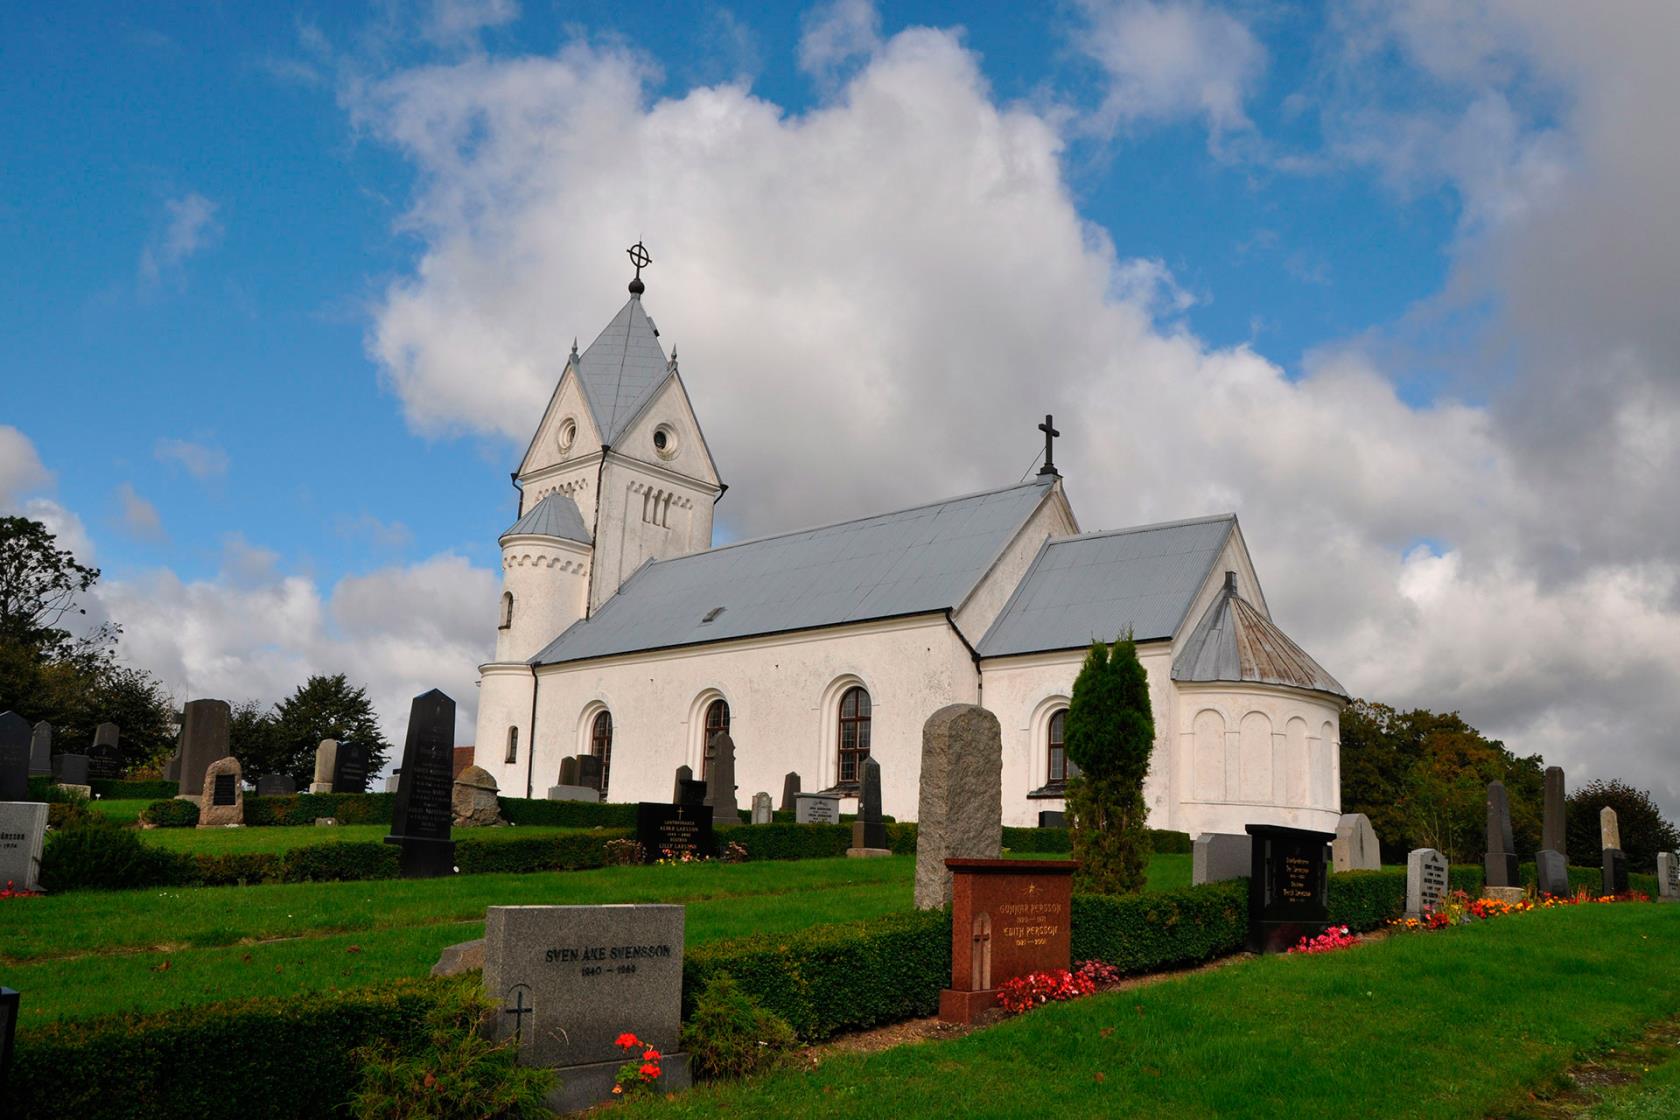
642, 1048, 662, 1062
615, 1032, 640, 1050
639, 1062, 662, 1080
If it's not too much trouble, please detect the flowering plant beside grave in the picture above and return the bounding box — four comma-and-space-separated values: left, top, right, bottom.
603, 838, 644, 866
720, 840, 750, 863
996, 968, 1097, 1014
1074, 959, 1122, 986
656, 848, 712, 865
0, 879, 41, 899
610, 1032, 664, 1096
1287, 925, 1358, 954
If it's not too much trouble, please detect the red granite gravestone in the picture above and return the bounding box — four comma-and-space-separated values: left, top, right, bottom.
939, 858, 1077, 1024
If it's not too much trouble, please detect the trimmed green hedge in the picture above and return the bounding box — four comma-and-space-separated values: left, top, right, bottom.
1071, 880, 1247, 967
141, 799, 199, 828
243, 792, 396, 826
90, 778, 177, 800
498, 797, 639, 828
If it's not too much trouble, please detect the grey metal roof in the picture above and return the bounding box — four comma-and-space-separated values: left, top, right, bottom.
1171, 575, 1348, 698
575, 295, 671, 445
502, 492, 591, 544
977, 514, 1236, 657
533, 479, 1056, 665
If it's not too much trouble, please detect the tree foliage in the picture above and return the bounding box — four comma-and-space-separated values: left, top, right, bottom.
1065, 633, 1155, 895
1565, 779, 1680, 873
266, 674, 391, 786
0, 515, 100, 654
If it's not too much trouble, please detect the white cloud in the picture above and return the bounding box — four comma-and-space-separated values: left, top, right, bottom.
424, 0, 519, 47
139, 192, 221, 284
1073, 0, 1267, 139
154, 437, 230, 480
798, 0, 881, 83
116, 483, 165, 541
0, 425, 52, 506
334, 512, 414, 551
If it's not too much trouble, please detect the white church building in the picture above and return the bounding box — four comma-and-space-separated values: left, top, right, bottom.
474, 259, 1348, 833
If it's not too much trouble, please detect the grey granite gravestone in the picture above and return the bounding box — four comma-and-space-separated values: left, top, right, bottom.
560, 756, 581, 788
1536, 850, 1570, 898
1484, 780, 1518, 888
702, 733, 741, 826
255, 774, 296, 797
780, 771, 801, 812
332, 742, 370, 794
671, 765, 691, 803
52, 753, 88, 787
1601, 806, 1621, 852
1600, 807, 1628, 894
1038, 810, 1067, 829
1405, 847, 1449, 918
1658, 852, 1678, 903
847, 756, 890, 857
914, 704, 1002, 909
483, 904, 691, 1113
1542, 766, 1567, 856
86, 723, 122, 781
677, 778, 707, 807
384, 690, 457, 877
0, 713, 30, 803
453, 764, 503, 827
28, 722, 51, 778
197, 757, 244, 827
0, 801, 48, 892
751, 792, 773, 825
574, 754, 602, 794
547, 783, 600, 802
1192, 832, 1252, 885
176, 699, 232, 797
794, 792, 838, 824
1332, 813, 1381, 872
310, 739, 338, 794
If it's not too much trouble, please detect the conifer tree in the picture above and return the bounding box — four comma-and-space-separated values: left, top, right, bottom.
1065, 631, 1155, 894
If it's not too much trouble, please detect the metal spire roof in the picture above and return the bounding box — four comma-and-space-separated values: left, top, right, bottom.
501, 491, 591, 545
573, 295, 671, 446
1172, 573, 1348, 698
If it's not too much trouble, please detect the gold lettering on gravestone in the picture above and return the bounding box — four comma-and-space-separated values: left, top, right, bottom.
1282, 855, 1315, 902
996, 900, 1064, 948
657, 805, 701, 856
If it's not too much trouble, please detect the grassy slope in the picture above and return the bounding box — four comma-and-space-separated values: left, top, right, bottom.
1588, 1059, 1680, 1118
620, 904, 1680, 1120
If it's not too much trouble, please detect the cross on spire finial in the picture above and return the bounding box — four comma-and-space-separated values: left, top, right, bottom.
627, 240, 652, 295
1037, 414, 1061, 478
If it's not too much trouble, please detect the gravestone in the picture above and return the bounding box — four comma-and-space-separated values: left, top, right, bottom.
310, 739, 338, 794
1658, 852, 1678, 903
0, 801, 48, 892
0, 713, 30, 803
847, 757, 890, 858
1483, 780, 1519, 889
332, 742, 370, 794
254, 774, 296, 797
914, 704, 1002, 909
28, 722, 52, 778
386, 770, 401, 793
702, 733, 741, 826
1332, 813, 1381, 872
197, 757, 244, 828
87, 723, 122, 781
1600, 806, 1621, 852
384, 690, 458, 878
635, 802, 715, 862
453, 764, 503, 827
1536, 850, 1570, 898
1192, 832, 1252, 885
560, 757, 581, 787
780, 771, 801, 812
1600, 806, 1628, 895
164, 742, 179, 783
751, 792, 773, 825
483, 904, 690, 1113
1405, 847, 1449, 918
176, 699, 232, 798
574, 754, 602, 793
677, 778, 708, 807
1037, 810, 1067, 829
1245, 823, 1336, 953
670, 764, 691, 802
938, 859, 1077, 1024
1542, 766, 1567, 856
52, 753, 89, 787
794, 792, 839, 824
547, 783, 600, 802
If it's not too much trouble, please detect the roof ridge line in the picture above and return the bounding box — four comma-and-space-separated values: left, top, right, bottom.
1046, 512, 1237, 546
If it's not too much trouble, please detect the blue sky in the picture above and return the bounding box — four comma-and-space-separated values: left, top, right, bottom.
3, 1, 1676, 813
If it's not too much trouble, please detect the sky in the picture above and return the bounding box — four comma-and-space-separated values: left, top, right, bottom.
2, 1, 1677, 813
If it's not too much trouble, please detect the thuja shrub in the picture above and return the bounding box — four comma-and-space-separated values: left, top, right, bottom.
680, 974, 801, 1082
40, 817, 191, 891
10, 980, 452, 1120
142, 798, 200, 827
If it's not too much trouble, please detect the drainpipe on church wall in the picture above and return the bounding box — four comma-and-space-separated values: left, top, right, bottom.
583, 445, 609, 618
944, 608, 985, 706
525, 665, 539, 801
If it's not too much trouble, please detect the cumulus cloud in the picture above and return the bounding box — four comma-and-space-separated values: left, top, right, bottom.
798, 0, 881, 83
154, 437, 230, 480
116, 483, 164, 541
348, 18, 1680, 816
0, 425, 52, 506
139, 192, 221, 285
424, 0, 519, 47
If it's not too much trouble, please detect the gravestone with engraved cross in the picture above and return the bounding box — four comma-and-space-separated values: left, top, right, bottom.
636, 800, 715, 863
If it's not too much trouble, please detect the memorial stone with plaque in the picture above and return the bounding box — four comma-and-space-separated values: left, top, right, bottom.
794, 792, 839, 824
384, 690, 458, 878
780, 771, 801, 812
636, 802, 715, 862
175, 699, 232, 798
0, 713, 29, 803
28, 722, 51, 778
483, 904, 690, 1113
1245, 824, 1335, 953
938, 858, 1077, 1024
332, 742, 370, 794
1405, 848, 1449, 918
197, 757, 244, 828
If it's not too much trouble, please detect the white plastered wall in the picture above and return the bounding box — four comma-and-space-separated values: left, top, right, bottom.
1174, 681, 1342, 835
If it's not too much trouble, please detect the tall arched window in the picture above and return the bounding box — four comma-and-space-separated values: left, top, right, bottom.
498, 591, 514, 630
504, 726, 519, 765
701, 698, 730, 780
837, 686, 871, 785
1046, 709, 1067, 784
590, 710, 614, 796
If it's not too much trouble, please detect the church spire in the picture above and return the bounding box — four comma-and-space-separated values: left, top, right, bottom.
627, 240, 651, 296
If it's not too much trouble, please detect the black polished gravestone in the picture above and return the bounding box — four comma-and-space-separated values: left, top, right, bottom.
850, 756, 889, 852
384, 690, 458, 878
636, 802, 716, 863
676, 779, 708, 807
1245, 823, 1337, 953
1603, 849, 1630, 896
86, 723, 122, 781
332, 741, 370, 794
52, 752, 89, 786
0, 712, 31, 802
255, 773, 296, 797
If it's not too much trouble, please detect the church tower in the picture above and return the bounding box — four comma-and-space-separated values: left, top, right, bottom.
474, 245, 723, 789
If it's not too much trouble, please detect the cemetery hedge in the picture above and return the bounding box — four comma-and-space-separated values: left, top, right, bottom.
243, 791, 397, 825
141, 798, 199, 827
91, 778, 177, 800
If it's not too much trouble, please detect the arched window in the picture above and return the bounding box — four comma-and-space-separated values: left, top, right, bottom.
701, 698, 731, 780
837, 686, 871, 785
1047, 709, 1067, 784
590, 710, 614, 796
504, 726, 518, 765
499, 591, 514, 630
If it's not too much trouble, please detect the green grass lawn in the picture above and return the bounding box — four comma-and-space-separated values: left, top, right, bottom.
1588, 1057, 1680, 1118
86, 798, 153, 824
619, 903, 1680, 1120
134, 821, 595, 854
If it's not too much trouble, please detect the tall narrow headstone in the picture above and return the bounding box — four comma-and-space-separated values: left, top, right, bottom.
1541, 767, 1567, 856
1484, 780, 1518, 889
779, 771, 801, 812
28, 722, 51, 778
176, 699, 232, 797
847, 756, 890, 857
384, 690, 458, 878
1405, 848, 1449, 918
310, 740, 338, 794
1600, 806, 1621, 852
751, 792, 773, 825
0, 713, 31, 803
1600, 807, 1628, 895
914, 705, 1003, 909
702, 733, 741, 826
86, 723, 122, 781
1332, 813, 1381, 872
332, 741, 370, 794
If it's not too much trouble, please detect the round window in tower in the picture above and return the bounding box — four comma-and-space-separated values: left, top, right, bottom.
557, 418, 577, 454
652, 424, 677, 459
